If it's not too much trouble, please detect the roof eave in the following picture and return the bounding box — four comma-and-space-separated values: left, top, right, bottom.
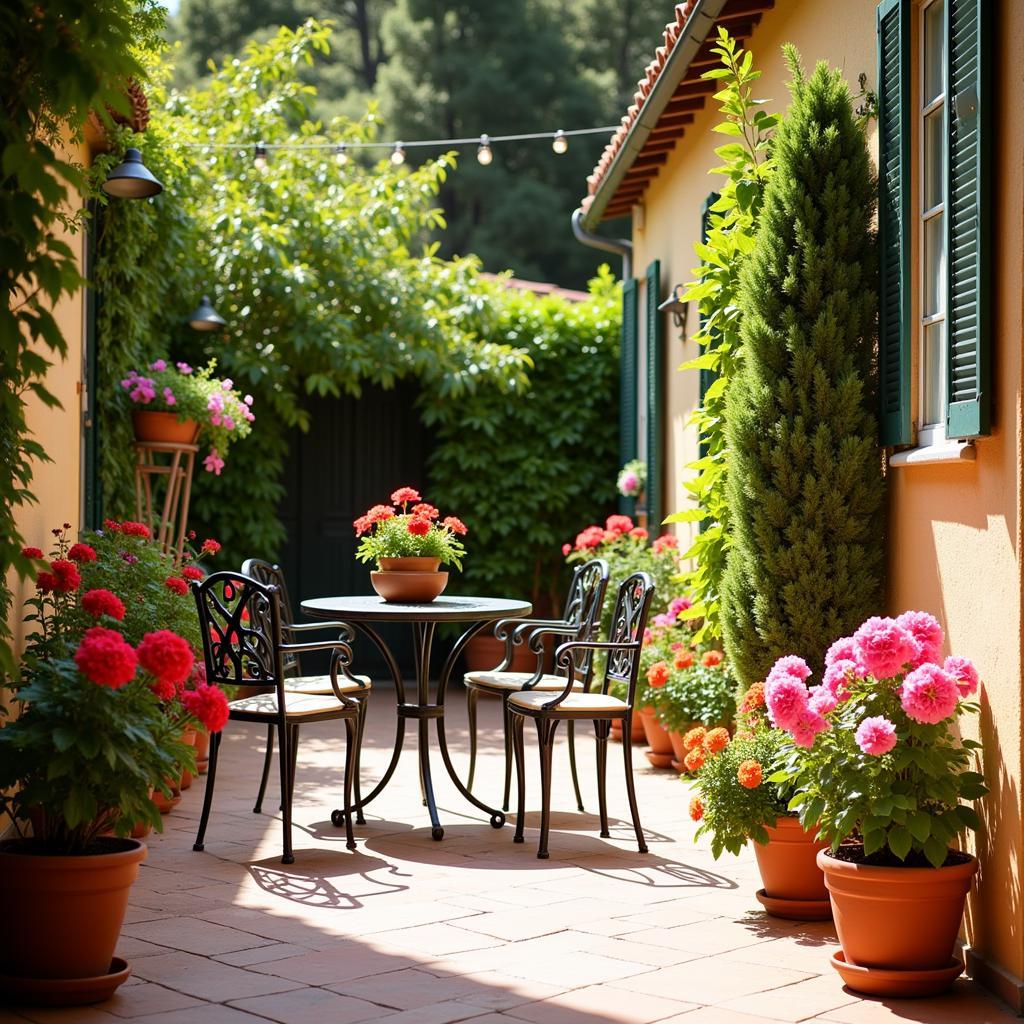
581, 0, 728, 231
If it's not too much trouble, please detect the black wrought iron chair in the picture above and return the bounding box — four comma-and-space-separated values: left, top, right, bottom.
191, 571, 363, 862
241, 558, 371, 821
462, 558, 609, 813
510, 571, 655, 859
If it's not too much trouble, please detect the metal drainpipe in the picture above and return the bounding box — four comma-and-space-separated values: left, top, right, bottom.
571, 207, 632, 280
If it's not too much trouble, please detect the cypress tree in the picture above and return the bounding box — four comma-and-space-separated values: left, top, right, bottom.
721, 49, 885, 689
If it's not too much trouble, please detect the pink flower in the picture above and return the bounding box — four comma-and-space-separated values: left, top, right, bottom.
149, 359, 167, 371
203, 449, 225, 475
176, 362, 192, 374
853, 617, 920, 679
163, 387, 176, 406
821, 659, 858, 701
244, 394, 253, 406
789, 707, 830, 748
896, 611, 944, 667
765, 675, 811, 731
223, 416, 235, 431
768, 655, 812, 684
561, 543, 571, 557
808, 685, 839, 716
855, 716, 898, 756
619, 470, 639, 495
900, 663, 960, 724
669, 596, 693, 616
825, 635, 861, 669
943, 655, 980, 698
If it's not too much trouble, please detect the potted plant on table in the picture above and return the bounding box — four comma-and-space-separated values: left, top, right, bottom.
688, 678, 830, 920
769, 611, 987, 996
355, 487, 468, 602
122, 359, 254, 476
0, 528, 230, 1005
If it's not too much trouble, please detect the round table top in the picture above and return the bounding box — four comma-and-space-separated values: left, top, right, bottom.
300, 594, 532, 623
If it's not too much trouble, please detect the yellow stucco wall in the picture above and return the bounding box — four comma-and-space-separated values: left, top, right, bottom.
628, 0, 1024, 993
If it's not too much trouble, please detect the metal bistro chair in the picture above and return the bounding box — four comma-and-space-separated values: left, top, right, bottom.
191, 571, 363, 862
462, 558, 609, 813
511, 571, 655, 859
241, 558, 372, 823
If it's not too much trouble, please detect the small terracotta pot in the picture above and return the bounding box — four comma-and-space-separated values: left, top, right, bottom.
0, 837, 146, 984
152, 780, 181, 815
371, 569, 448, 603
379, 556, 440, 572
193, 726, 210, 775
639, 707, 674, 768
668, 728, 695, 773
132, 411, 199, 445
753, 817, 831, 920
818, 846, 977, 995
463, 633, 542, 674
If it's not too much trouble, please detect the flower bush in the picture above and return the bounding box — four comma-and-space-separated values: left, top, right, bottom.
1, 525, 231, 852
122, 360, 254, 475
616, 459, 646, 499
769, 611, 988, 867
354, 487, 468, 569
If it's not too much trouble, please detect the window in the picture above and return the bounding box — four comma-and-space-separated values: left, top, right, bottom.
877, 0, 989, 449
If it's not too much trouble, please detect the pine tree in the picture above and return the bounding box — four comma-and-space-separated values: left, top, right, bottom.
720, 49, 885, 689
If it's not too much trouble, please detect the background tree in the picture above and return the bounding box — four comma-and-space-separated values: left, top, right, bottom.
720, 49, 884, 689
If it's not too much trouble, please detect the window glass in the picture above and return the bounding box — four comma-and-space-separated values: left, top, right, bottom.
923, 109, 944, 211
921, 321, 944, 427
924, 0, 945, 106
923, 214, 946, 319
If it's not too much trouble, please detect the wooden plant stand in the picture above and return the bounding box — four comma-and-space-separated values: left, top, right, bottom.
134, 440, 198, 559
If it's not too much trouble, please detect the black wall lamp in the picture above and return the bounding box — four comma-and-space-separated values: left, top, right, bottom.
101, 148, 163, 199
658, 284, 688, 338
187, 296, 226, 331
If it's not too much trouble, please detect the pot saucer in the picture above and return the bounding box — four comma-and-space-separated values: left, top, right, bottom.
830, 951, 963, 997
755, 888, 832, 921
0, 957, 131, 1006
643, 749, 674, 769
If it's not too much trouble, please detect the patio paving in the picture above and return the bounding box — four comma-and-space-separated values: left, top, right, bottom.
4, 686, 1015, 1023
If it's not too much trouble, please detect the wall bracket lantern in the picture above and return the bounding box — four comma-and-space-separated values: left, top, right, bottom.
658, 284, 688, 339
101, 148, 163, 199
187, 296, 226, 332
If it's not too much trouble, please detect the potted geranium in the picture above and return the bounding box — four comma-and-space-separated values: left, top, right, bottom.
0, 527, 230, 1004
616, 459, 647, 502
658, 647, 736, 770
687, 680, 830, 920
122, 359, 254, 475
768, 611, 987, 996
354, 486, 468, 602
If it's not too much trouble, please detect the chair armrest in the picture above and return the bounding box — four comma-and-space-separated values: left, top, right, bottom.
537, 639, 641, 709
281, 620, 355, 642
489, 617, 567, 671
280, 640, 363, 706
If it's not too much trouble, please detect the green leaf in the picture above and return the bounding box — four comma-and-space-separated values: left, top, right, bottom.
888, 826, 913, 861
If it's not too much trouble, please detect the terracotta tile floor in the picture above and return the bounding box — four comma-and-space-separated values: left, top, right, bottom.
6, 687, 1016, 1023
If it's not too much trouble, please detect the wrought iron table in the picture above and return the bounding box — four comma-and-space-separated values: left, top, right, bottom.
299, 594, 531, 840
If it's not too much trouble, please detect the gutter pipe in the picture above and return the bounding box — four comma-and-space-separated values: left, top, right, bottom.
571, 207, 632, 281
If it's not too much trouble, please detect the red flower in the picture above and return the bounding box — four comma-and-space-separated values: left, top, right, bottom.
201, 538, 221, 555
51, 559, 81, 592
412, 503, 440, 520
561, 543, 571, 557
102, 519, 122, 532
652, 534, 679, 554
407, 516, 431, 537
165, 576, 188, 595
737, 759, 763, 789
366, 504, 396, 524
35, 572, 58, 594
442, 516, 467, 535
702, 650, 724, 668
149, 677, 177, 701
137, 630, 194, 689
574, 525, 606, 551
703, 727, 730, 754
646, 661, 670, 688
182, 683, 230, 733
81, 588, 126, 621
605, 514, 634, 536
674, 651, 694, 670
74, 626, 138, 688
629, 527, 649, 540
181, 566, 204, 581
21, 546, 44, 559
353, 515, 372, 537
122, 521, 151, 538
67, 543, 97, 563
391, 486, 421, 505
688, 796, 704, 821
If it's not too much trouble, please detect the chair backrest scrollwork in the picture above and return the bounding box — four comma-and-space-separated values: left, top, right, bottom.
562, 558, 610, 683
599, 571, 656, 702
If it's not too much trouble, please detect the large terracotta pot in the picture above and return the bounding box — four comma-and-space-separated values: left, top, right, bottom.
818, 846, 978, 996
752, 817, 831, 920
131, 411, 199, 445
194, 726, 210, 775
463, 633, 542, 674
370, 568, 448, 602
0, 837, 145, 985
639, 707, 674, 768
611, 718, 646, 743
668, 728, 695, 773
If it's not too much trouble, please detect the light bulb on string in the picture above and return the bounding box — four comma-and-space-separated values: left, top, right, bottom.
476, 134, 493, 166
334, 143, 348, 166
552, 130, 568, 155
390, 142, 406, 165
253, 142, 268, 171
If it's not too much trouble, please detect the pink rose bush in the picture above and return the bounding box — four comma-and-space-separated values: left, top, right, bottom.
770, 611, 987, 867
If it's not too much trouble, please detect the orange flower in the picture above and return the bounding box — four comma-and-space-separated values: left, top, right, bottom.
683, 726, 707, 751
684, 748, 705, 773
646, 661, 671, 688
741, 680, 766, 712
702, 649, 724, 667
391, 486, 421, 505
737, 759, 763, 789
688, 796, 704, 821
674, 651, 694, 670
703, 727, 730, 754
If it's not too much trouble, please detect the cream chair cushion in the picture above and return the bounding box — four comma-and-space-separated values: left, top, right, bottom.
283, 674, 371, 695
464, 670, 581, 692
229, 691, 351, 717
507, 691, 627, 714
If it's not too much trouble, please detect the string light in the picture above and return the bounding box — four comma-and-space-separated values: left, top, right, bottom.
476, 134, 493, 166
253, 141, 268, 170
334, 142, 348, 166
390, 142, 406, 165
552, 129, 568, 155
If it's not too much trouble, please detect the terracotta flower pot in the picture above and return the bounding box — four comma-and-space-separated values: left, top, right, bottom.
639, 707, 674, 768
379, 556, 440, 572
818, 846, 978, 996
131, 411, 199, 445
463, 633, 543, 674
152, 779, 181, 815
611, 719, 644, 743
668, 728, 696, 773
370, 569, 448, 603
194, 726, 210, 775
0, 837, 145, 991
752, 817, 831, 920
179, 727, 197, 791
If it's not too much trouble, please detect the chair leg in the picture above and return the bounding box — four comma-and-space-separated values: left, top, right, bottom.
512, 713, 526, 845
254, 723, 273, 814
536, 717, 558, 860
354, 696, 367, 825
622, 713, 648, 854
194, 730, 221, 852
568, 720, 585, 813
596, 719, 610, 839
502, 694, 514, 813
277, 719, 294, 865
343, 717, 357, 850
289, 724, 300, 804
466, 687, 479, 793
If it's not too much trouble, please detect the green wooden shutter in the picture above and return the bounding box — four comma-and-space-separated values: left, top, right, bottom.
645, 259, 663, 530
877, 0, 911, 446
698, 192, 720, 461
945, 0, 990, 438
619, 277, 638, 515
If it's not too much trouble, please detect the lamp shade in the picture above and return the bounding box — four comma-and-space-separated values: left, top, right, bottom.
187, 296, 226, 332
101, 148, 163, 199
